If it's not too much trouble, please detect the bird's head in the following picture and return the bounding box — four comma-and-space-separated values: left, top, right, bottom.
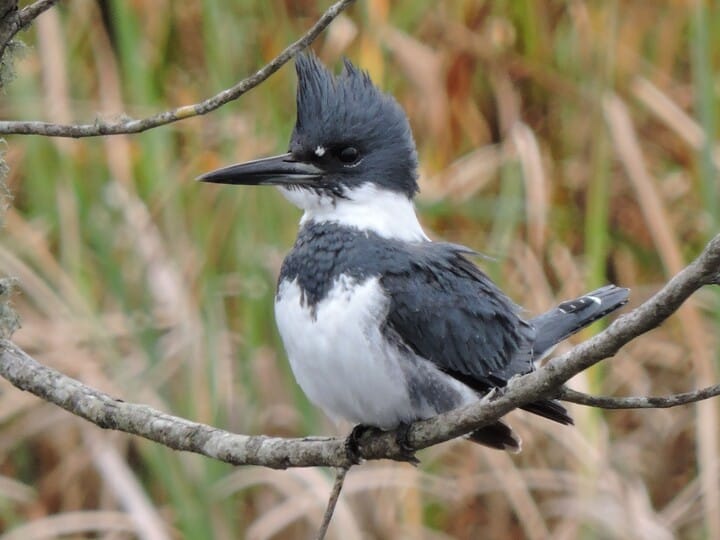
199, 53, 420, 213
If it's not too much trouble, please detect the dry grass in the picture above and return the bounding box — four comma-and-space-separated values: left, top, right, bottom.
0, 1, 718, 538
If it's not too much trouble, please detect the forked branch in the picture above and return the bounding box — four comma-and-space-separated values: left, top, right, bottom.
1, 2, 719, 534
0, 0, 61, 66
1, 233, 719, 468
559, 385, 720, 409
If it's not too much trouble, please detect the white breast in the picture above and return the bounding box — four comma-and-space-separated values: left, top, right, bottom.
274, 276, 424, 429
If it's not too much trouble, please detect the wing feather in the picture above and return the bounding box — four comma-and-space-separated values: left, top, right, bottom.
380, 242, 573, 426
381, 243, 535, 386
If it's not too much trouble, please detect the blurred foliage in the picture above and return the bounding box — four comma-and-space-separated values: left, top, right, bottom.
0, 0, 719, 538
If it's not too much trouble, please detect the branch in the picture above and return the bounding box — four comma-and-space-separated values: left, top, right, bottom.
354, 232, 720, 456
0, 0, 59, 61
0, 340, 350, 468
0, 233, 718, 468
16, 0, 58, 27
316, 466, 350, 540
559, 385, 720, 409
0, 0, 356, 137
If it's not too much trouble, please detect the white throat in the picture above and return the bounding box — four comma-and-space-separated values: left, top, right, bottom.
278, 182, 428, 242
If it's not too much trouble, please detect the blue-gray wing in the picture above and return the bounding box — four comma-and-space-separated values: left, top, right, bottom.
381, 243, 535, 388
380, 242, 572, 425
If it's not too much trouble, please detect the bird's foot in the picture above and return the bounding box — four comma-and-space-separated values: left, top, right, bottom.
344, 424, 380, 464
394, 422, 420, 466
344, 423, 420, 466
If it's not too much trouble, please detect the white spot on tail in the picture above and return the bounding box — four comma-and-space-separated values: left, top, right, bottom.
586, 295, 602, 305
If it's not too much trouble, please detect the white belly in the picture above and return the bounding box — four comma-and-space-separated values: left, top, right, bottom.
275, 276, 466, 429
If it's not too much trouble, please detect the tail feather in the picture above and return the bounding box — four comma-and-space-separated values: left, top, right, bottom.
515, 284, 628, 430
458, 285, 628, 452
467, 420, 521, 453
521, 398, 574, 425
530, 284, 629, 359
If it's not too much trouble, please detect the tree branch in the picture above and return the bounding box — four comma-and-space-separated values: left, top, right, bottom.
16, 0, 58, 27
359, 232, 720, 456
0, 0, 356, 137
316, 466, 350, 540
0, 0, 59, 62
0, 340, 351, 468
1, 233, 718, 468
559, 384, 720, 409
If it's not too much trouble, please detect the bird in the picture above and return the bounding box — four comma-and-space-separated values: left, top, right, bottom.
198, 53, 629, 453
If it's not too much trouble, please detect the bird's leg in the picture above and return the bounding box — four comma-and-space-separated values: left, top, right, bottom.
344, 424, 380, 464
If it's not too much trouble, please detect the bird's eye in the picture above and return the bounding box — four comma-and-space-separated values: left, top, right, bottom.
338, 146, 360, 164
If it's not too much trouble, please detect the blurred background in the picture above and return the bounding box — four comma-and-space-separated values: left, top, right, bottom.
1, 1, 719, 538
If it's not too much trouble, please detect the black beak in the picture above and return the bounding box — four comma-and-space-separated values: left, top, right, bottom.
197, 152, 323, 186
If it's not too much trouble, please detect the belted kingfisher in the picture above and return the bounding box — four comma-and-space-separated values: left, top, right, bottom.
199, 53, 629, 452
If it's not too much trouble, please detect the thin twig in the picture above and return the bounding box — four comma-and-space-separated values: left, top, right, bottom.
0, 0, 356, 137
559, 384, 720, 409
316, 466, 350, 540
15, 0, 59, 28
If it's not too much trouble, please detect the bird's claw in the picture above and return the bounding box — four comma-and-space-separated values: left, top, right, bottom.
345, 424, 419, 465
345, 424, 378, 464
395, 422, 420, 466
481, 386, 506, 403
